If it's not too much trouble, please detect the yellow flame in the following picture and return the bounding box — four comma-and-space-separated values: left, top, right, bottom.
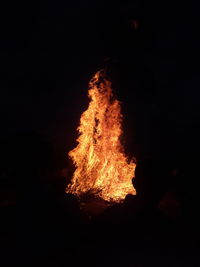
66, 70, 136, 202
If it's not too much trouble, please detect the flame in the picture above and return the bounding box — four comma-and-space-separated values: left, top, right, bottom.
66, 70, 136, 202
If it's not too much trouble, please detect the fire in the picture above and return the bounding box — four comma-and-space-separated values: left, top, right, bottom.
66, 70, 136, 202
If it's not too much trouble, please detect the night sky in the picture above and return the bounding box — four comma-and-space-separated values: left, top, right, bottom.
1, 0, 200, 162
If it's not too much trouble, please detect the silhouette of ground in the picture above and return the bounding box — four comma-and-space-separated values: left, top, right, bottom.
1, 132, 200, 266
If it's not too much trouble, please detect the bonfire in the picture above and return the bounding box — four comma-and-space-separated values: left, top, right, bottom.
66, 70, 136, 202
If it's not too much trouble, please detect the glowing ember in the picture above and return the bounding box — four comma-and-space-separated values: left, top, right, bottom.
66, 70, 136, 202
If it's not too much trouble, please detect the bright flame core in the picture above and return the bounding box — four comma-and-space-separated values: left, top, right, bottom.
66, 70, 136, 202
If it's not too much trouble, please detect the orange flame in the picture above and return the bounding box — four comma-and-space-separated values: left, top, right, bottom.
66, 70, 136, 202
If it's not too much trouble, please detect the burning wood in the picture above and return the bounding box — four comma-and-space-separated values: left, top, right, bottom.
66, 70, 136, 202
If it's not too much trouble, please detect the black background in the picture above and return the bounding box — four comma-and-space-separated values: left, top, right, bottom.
1, 0, 199, 161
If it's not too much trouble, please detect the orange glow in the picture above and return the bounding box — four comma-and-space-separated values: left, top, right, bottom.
66, 70, 136, 202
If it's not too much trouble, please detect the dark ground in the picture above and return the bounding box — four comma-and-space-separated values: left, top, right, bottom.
1, 0, 200, 266
1, 133, 200, 266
